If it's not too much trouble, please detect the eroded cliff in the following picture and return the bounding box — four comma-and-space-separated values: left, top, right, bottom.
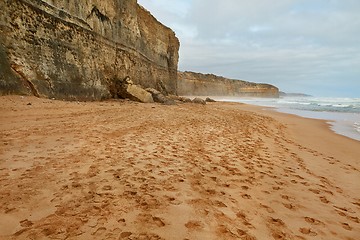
178, 71, 279, 97
0, 0, 179, 100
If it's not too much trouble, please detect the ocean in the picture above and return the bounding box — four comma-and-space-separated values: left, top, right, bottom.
217, 96, 360, 141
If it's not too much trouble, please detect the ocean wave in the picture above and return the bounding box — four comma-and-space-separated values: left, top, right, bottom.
308, 97, 360, 103
355, 122, 360, 133
278, 100, 311, 105
278, 97, 360, 113
331, 104, 351, 108
228, 96, 360, 113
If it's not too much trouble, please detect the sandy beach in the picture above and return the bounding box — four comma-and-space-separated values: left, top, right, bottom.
0, 95, 359, 240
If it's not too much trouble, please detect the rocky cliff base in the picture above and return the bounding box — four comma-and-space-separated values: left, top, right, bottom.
0, 0, 179, 100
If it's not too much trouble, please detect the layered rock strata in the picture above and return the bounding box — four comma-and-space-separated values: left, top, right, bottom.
178, 71, 279, 97
0, 0, 179, 100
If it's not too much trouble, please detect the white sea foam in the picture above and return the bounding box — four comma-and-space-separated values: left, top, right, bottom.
332, 104, 350, 108
355, 122, 360, 134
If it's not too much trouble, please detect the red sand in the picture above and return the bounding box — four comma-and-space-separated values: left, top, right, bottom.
1, 96, 359, 239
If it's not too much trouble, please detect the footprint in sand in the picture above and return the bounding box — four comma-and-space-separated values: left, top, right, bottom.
341, 222, 352, 231
335, 187, 344, 193
185, 220, 203, 230
351, 200, 360, 208
301, 181, 310, 186
165, 195, 182, 205
236, 212, 254, 229
299, 227, 317, 236
347, 216, 360, 223
152, 216, 166, 227
5, 207, 17, 214
213, 200, 227, 208
260, 203, 275, 213
334, 205, 355, 213
119, 232, 132, 238
71, 181, 81, 188
269, 218, 285, 227
283, 203, 296, 211
308, 188, 320, 194
241, 193, 252, 199
102, 185, 112, 191
237, 229, 256, 240
336, 210, 347, 217
304, 217, 323, 225
293, 174, 305, 180
20, 219, 33, 227
271, 230, 287, 240
206, 189, 216, 195
281, 195, 292, 201
319, 196, 330, 204
91, 227, 106, 236
241, 185, 249, 190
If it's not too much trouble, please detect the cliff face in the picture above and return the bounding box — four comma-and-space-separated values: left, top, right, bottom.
178, 71, 279, 97
0, 0, 179, 100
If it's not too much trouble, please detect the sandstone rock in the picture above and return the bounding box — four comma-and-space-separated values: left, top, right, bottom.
124, 84, 153, 103
178, 71, 279, 97
146, 88, 165, 102
205, 97, 216, 102
192, 98, 206, 105
145, 88, 161, 96
146, 88, 175, 105
0, 0, 179, 100
112, 78, 153, 103
180, 97, 192, 103
170, 96, 192, 103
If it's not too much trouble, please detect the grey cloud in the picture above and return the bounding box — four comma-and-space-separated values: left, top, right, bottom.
138, 0, 360, 97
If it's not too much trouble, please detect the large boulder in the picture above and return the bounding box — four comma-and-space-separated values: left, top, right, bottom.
192, 98, 206, 105
124, 84, 154, 103
169, 95, 192, 103
205, 97, 216, 102
146, 88, 175, 105
111, 77, 154, 103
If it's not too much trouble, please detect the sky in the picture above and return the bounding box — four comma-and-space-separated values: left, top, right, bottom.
137, 0, 360, 97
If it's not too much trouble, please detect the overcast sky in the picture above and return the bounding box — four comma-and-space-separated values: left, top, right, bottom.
138, 0, 360, 97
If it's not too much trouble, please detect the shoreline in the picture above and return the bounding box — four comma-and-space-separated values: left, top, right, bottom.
202, 96, 360, 142
237, 102, 360, 157
1, 95, 359, 239
246, 104, 360, 142
272, 108, 360, 142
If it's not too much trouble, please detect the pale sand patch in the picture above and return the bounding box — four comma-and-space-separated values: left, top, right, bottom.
0, 96, 359, 239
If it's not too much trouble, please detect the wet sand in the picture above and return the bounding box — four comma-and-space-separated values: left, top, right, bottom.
0, 95, 359, 239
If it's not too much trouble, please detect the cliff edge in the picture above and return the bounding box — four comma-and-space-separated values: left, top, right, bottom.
0, 0, 179, 100
178, 71, 279, 97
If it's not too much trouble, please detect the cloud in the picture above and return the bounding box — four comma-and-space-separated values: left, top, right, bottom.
138, 0, 360, 97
